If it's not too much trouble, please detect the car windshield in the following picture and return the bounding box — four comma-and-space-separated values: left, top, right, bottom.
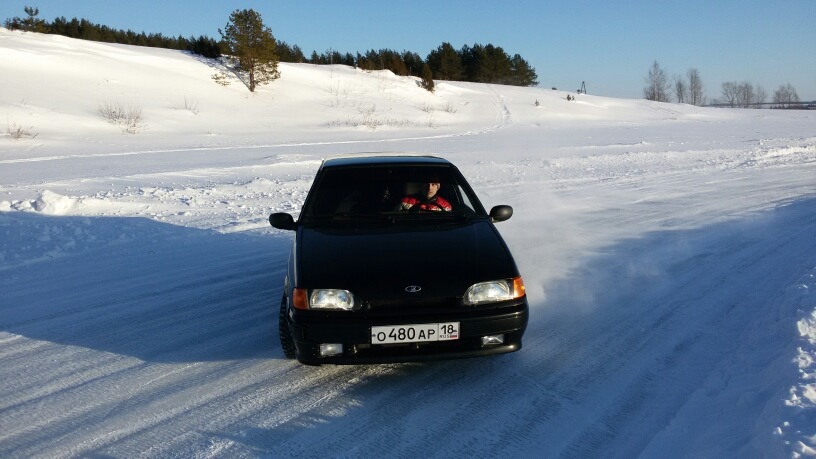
299, 164, 487, 225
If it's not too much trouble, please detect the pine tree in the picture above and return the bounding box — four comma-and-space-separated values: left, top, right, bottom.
510, 54, 538, 86
4, 6, 47, 32
427, 43, 463, 81
220, 9, 280, 92
23, 6, 47, 32
401, 51, 424, 77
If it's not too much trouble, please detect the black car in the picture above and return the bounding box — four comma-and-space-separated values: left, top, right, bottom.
269, 155, 528, 365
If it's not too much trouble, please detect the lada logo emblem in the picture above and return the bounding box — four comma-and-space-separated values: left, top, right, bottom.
405, 285, 422, 293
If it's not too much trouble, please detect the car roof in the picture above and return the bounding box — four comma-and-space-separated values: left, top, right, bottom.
320, 155, 452, 169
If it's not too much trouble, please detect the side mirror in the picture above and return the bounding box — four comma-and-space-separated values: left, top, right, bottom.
489, 205, 513, 223
269, 212, 297, 231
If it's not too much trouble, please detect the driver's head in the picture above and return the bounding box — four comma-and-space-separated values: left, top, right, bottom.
422, 182, 440, 199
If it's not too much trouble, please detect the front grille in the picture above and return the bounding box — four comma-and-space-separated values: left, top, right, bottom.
364, 297, 465, 315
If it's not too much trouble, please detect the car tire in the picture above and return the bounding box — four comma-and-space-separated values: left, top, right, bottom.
279, 295, 296, 359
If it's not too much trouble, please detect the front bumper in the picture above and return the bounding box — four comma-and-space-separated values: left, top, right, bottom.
287, 300, 529, 365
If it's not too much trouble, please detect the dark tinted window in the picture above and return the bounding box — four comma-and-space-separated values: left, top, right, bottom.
301, 165, 485, 222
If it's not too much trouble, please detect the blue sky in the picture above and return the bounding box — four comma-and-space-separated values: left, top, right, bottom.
3, 0, 814, 100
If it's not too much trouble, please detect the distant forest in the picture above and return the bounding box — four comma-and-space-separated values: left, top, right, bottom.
4, 9, 538, 87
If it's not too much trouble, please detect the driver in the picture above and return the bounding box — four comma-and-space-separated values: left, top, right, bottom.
399, 181, 452, 212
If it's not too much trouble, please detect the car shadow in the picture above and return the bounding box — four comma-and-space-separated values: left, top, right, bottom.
0, 211, 292, 363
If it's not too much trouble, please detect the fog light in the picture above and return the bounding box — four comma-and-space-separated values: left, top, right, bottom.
481, 334, 505, 346
319, 343, 343, 357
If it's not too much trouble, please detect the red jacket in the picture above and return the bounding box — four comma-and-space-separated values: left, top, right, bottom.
400, 195, 452, 211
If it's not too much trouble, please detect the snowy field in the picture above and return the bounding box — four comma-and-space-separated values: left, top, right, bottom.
2, 28, 816, 458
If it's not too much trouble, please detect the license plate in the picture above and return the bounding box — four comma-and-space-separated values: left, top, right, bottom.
371, 322, 459, 344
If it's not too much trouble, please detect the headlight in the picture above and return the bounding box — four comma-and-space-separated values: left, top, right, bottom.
308, 289, 355, 311
464, 277, 525, 305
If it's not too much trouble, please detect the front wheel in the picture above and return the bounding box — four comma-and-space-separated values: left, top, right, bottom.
278, 295, 296, 359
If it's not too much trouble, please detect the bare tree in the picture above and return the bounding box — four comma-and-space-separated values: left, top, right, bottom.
643, 61, 671, 102
773, 83, 800, 108
674, 75, 687, 104
755, 85, 767, 107
736, 81, 755, 108
720, 81, 739, 107
687, 68, 705, 106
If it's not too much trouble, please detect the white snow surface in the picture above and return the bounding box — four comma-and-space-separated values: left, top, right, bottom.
2, 28, 816, 458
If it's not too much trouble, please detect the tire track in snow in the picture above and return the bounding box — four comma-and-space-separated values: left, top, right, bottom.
0, 225, 286, 456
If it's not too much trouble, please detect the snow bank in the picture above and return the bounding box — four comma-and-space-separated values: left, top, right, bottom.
32, 190, 79, 214
781, 268, 816, 457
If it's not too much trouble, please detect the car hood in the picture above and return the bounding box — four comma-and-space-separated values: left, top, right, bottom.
296, 220, 518, 302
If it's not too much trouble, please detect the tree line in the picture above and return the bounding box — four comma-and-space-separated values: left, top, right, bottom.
4, 7, 221, 57
717, 81, 802, 109
643, 61, 705, 106
643, 60, 806, 109
4, 7, 537, 87
292, 43, 538, 86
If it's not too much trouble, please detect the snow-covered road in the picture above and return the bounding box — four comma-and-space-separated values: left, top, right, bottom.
3, 132, 815, 457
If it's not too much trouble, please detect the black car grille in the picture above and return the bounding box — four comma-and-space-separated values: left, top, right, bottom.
364, 297, 462, 314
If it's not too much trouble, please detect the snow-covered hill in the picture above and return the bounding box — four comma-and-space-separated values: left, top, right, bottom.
2, 28, 815, 457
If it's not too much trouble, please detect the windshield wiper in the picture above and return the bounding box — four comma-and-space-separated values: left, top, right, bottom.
388, 211, 474, 223
303, 213, 390, 226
